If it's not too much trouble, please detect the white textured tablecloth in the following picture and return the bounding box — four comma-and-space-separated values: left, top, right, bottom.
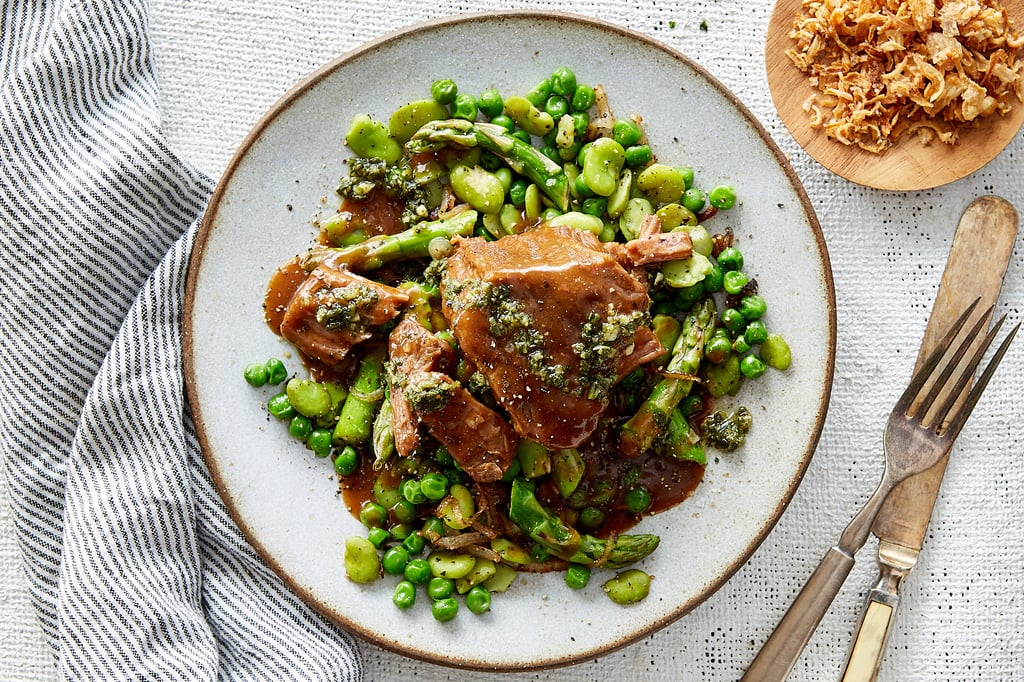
2, 1, 1022, 680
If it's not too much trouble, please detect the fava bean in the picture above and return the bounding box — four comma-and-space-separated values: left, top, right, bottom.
636, 163, 686, 203
581, 137, 625, 197
618, 197, 652, 241
388, 100, 448, 144
345, 114, 401, 163
760, 334, 792, 370
344, 536, 380, 584
602, 569, 651, 605
449, 165, 504, 214
504, 95, 554, 136
605, 168, 633, 219
427, 550, 476, 580
285, 378, 332, 418
661, 252, 713, 289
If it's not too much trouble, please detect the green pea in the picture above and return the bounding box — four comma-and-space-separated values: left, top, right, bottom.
721, 308, 746, 334
625, 486, 652, 514
539, 145, 559, 164
366, 527, 390, 549
402, 532, 426, 556
419, 472, 449, 501
612, 119, 643, 146
581, 137, 625, 197
740, 354, 767, 379
723, 270, 749, 295
636, 163, 686, 203
344, 536, 380, 584
373, 475, 401, 508
390, 498, 417, 525
570, 111, 590, 135
579, 197, 607, 217
428, 576, 455, 600
388, 99, 448, 144
400, 478, 426, 505
717, 246, 744, 271
602, 569, 651, 605
732, 336, 752, 354
382, 546, 410, 575
490, 112, 515, 132
264, 357, 288, 385
392, 580, 417, 609
465, 585, 492, 614
344, 113, 400, 163
526, 78, 552, 106
243, 362, 268, 387
449, 164, 504, 214
511, 129, 531, 144
508, 178, 528, 206
624, 144, 653, 167
678, 165, 695, 189
744, 320, 769, 346
389, 523, 414, 541
680, 394, 703, 418
705, 335, 732, 364
477, 88, 503, 118
708, 184, 737, 209
571, 84, 595, 111
760, 334, 792, 370
431, 596, 459, 622
681, 187, 706, 213
550, 67, 577, 96
285, 378, 332, 418
565, 563, 591, 589
359, 500, 388, 529
740, 295, 767, 320
309, 428, 333, 457
573, 173, 595, 198
430, 78, 458, 105
544, 95, 569, 119
288, 414, 312, 441
266, 392, 296, 420
403, 558, 432, 585
578, 506, 606, 530
451, 93, 477, 121
703, 264, 725, 293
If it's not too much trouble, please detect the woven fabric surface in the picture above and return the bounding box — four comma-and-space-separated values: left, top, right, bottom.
1, 0, 1022, 680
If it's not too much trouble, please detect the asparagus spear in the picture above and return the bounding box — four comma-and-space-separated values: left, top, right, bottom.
619, 297, 716, 458
371, 386, 395, 470
406, 119, 571, 212
301, 208, 477, 271
508, 478, 660, 569
333, 345, 386, 445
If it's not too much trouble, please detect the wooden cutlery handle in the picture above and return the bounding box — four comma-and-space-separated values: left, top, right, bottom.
741, 546, 856, 682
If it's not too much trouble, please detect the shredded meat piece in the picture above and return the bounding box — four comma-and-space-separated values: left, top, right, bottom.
786, 0, 1024, 151
386, 315, 456, 457
278, 264, 408, 366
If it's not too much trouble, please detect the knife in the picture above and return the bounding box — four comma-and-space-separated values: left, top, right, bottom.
841, 196, 1019, 682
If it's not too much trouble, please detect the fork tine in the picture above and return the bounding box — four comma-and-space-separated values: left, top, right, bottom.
895, 298, 980, 414
914, 306, 994, 422
926, 313, 1005, 428
939, 320, 1020, 439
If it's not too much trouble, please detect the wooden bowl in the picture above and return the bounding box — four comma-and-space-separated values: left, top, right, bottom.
766, 0, 1024, 191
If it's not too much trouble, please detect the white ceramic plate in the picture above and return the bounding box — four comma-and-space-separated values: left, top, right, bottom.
184, 12, 835, 671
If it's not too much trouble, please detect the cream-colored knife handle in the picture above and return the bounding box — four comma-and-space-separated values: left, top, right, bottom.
842, 540, 916, 681
842, 598, 896, 682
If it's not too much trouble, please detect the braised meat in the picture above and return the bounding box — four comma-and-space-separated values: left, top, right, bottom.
278, 263, 409, 366
440, 225, 683, 449
387, 315, 517, 481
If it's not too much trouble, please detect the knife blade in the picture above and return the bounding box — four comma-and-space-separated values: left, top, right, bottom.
841, 196, 1018, 681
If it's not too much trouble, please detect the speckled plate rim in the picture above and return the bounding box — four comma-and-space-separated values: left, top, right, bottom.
184, 10, 837, 671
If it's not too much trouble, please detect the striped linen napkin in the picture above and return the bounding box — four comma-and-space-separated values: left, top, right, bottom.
0, 2, 362, 679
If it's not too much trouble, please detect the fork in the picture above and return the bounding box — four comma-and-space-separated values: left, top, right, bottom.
742, 300, 1020, 681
